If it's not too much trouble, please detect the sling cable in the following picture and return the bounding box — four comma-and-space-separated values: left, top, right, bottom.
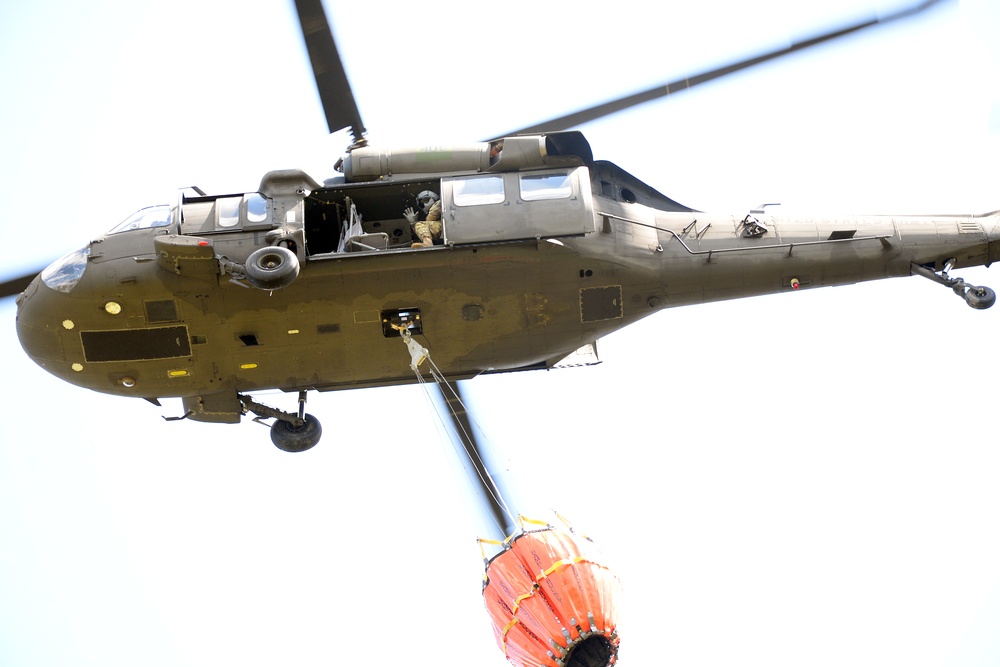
398, 326, 622, 667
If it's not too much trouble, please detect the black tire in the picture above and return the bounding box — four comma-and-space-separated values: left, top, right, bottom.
270, 413, 322, 453
245, 246, 299, 290
965, 285, 996, 310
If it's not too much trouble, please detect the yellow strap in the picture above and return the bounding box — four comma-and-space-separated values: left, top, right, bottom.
541, 556, 585, 578
518, 514, 552, 528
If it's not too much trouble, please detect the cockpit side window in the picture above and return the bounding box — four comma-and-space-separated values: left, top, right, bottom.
107, 205, 173, 234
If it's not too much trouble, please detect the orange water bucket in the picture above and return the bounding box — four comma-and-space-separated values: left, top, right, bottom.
482, 527, 621, 667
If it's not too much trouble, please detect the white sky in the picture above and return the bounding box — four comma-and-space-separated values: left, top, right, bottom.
2, 1, 1000, 665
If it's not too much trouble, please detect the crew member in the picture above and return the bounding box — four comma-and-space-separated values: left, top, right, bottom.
404, 190, 442, 248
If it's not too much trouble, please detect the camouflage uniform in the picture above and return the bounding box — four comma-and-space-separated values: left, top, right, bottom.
413, 199, 442, 246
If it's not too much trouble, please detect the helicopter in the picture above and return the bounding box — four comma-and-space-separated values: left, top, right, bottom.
12, 0, 997, 456
4, 1, 1000, 666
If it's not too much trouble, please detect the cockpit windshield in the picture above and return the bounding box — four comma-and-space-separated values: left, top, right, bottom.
108, 205, 173, 234
41, 246, 90, 293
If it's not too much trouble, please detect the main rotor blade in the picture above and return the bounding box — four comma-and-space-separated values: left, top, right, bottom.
437, 382, 518, 539
503, 0, 947, 136
293, 0, 367, 143
1, 271, 39, 299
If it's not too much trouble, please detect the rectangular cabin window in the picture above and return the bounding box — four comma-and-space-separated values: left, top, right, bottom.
441, 166, 594, 244
217, 196, 241, 228
247, 193, 268, 223
453, 175, 505, 206
520, 172, 573, 201
181, 193, 272, 235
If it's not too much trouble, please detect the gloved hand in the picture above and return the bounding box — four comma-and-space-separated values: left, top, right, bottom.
403, 207, 417, 223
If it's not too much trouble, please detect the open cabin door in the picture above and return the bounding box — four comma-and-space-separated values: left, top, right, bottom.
441, 167, 595, 244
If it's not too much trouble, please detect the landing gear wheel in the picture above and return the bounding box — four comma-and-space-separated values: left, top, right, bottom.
965, 286, 996, 310
911, 262, 997, 312
270, 413, 322, 452
245, 246, 299, 290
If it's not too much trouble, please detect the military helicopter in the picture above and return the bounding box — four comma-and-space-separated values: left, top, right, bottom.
11, 0, 995, 456
6, 1, 1000, 666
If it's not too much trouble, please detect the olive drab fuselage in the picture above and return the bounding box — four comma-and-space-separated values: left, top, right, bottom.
15, 132, 1000, 424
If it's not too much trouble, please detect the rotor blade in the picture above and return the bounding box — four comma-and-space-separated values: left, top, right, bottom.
502, 0, 947, 136
0, 270, 39, 299
437, 382, 518, 539
293, 0, 367, 143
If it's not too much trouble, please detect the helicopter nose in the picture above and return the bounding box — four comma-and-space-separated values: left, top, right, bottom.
16, 274, 76, 380
16, 245, 96, 374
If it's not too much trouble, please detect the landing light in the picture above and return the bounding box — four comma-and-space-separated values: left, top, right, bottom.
120, 376, 136, 387
104, 301, 122, 315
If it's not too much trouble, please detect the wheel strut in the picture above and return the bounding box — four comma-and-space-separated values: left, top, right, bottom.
239, 392, 323, 453
240, 393, 305, 427
911, 260, 996, 310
